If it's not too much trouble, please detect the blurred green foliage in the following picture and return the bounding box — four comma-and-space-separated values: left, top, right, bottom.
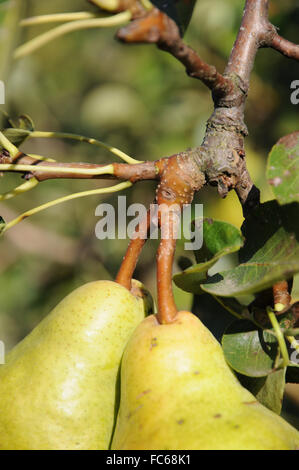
0, 0, 298, 426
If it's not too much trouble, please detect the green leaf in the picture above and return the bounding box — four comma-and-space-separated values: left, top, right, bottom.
16, 114, 35, 132
267, 132, 299, 205
194, 218, 244, 263
201, 261, 299, 297
151, 0, 197, 36
173, 218, 243, 294
201, 201, 299, 297
291, 273, 299, 303
239, 200, 298, 263
3, 128, 30, 147
237, 368, 286, 414
222, 320, 279, 377
2, 113, 34, 147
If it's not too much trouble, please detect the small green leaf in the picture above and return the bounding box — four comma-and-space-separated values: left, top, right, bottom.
201, 201, 299, 297
237, 368, 286, 414
222, 320, 279, 377
1, 113, 34, 147
16, 114, 35, 132
3, 128, 30, 147
194, 218, 244, 263
173, 218, 243, 294
267, 132, 299, 205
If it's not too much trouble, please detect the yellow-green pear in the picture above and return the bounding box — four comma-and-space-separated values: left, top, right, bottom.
111, 311, 299, 450
0, 279, 152, 450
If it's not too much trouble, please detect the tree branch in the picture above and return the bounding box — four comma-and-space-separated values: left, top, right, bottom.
268, 33, 299, 61
114, 1, 270, 211
117, 8, 233, 97
192, 0, 275, 208
224, 0, 274, 84
0, 151, 158, 182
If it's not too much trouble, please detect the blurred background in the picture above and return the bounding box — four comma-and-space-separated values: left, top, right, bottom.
0, 0, 298, 426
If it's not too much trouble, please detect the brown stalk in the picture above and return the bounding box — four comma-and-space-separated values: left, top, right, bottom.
6, 151, 158, 182
269, 33, 299, 61
154, 154, 204, 323
156, 210, 178, 324
224, 0, 274, 83
116, 153, 204, 323
115, 208, 152, 290
117, 8, 233, 97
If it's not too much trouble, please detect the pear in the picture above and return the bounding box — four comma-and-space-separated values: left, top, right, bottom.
111, 311, 299, 450
0, 279, 152, 450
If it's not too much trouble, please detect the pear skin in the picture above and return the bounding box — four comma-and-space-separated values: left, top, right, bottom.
111, 311, 299, 450
0, 280, 150, 450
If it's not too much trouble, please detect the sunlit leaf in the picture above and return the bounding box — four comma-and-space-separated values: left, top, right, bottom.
267, 132, 299, 205
173, 218, 243, 294
201, 201, 299, 297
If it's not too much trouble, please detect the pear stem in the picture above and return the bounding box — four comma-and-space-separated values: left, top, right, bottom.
156, 207, 179, 324
116, 209, 152, 290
